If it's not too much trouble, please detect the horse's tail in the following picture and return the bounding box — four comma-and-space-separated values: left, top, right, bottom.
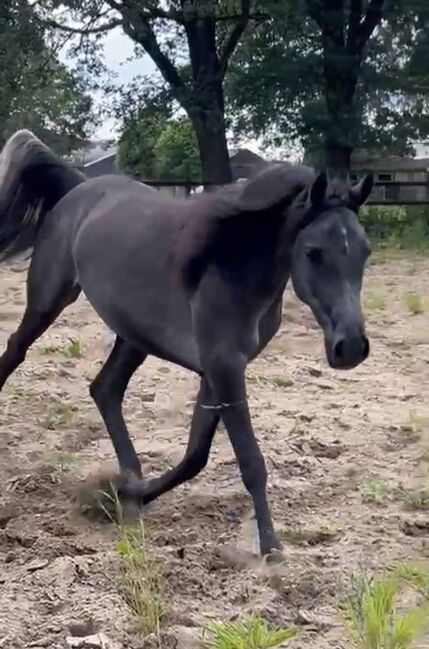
0, 129, 85, 262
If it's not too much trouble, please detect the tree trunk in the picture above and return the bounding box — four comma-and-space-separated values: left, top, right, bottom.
193, 107, 232, 187
324, 138, 352, 178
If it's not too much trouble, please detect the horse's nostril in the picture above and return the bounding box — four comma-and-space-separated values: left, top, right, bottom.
334, 339, 344, 360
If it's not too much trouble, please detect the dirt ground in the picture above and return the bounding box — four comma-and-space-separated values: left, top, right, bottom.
0, 252, 428, 649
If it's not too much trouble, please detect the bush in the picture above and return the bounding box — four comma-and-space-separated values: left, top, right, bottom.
360, 205, 429, 248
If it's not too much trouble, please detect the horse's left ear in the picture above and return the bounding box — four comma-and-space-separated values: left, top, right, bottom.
349, 174, 374, 209
310, 170, 328, 206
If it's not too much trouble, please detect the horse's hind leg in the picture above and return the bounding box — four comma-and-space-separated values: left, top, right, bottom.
0, 279, 80, 391
89, 337, 145, 478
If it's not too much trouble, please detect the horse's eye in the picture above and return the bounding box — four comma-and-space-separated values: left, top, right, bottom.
306, 248, 323, 266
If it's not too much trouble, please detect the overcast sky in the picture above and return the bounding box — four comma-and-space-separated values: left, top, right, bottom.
94, 28, 157, 139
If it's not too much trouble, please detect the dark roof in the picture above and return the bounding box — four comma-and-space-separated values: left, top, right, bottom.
351, 156, 429, 172
230, 148, 266, 164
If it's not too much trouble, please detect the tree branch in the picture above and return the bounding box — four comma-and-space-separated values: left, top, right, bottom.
347, 0, 362, 50
41, 17, 122, 35
357, 0, 384, 49
219, 0, 251, 79
120, 8, 185, 97
108, 0, 183, 23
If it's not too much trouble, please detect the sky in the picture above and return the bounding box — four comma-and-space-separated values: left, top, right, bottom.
94, 28, 156, 140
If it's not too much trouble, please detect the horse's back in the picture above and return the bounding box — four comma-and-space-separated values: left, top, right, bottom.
68, 173, 199, 368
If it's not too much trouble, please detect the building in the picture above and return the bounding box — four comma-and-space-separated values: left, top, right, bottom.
69, 141, 119, 178
350, 150, 429, 202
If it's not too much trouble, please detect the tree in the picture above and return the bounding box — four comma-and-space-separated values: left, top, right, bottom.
0, 0, 94, 154
227, 0, 429, 174
36, 0, 267, 185
117, 94, 172, 178
117, 100, 201, 180
155, 116, 201, 179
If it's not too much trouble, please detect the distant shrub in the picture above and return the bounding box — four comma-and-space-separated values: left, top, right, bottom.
360, 205, 429, 248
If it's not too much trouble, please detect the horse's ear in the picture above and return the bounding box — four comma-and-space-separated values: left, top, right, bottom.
310, 170, 328, 206
349, 174, 374, 209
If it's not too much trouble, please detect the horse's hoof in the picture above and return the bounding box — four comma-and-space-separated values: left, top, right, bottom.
76, 470, 152, 522
264, 548, 286, 565
117, 478, 155, 511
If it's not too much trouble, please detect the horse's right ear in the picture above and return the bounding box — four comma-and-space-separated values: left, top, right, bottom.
309, 170, 328, 206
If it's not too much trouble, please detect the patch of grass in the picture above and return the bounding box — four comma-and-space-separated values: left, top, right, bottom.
396, 486, 429, 511
393, 563, 429, 599
403, 292, 424, 315
364, 291, 386, 312
271, 375, 294, 388
360, 480, 390, 504
40, 337, 82, 358
201, 615, 298, 649
102, 491, 166, 637
338, 565, 429, 649
66, 337, 82, 358
246, 371, 265, 383
399, 411, 429, 440
44, 450, 79, 472
41, 397, 78, 430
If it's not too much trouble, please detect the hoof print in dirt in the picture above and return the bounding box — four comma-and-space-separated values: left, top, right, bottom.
291, 437, 345, 459
66, 633, 120, 649
400, 517, 429, 537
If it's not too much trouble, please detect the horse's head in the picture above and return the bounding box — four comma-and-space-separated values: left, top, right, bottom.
290, 172, 373, 370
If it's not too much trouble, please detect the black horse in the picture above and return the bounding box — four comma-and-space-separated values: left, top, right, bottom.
0, 130, 373, 557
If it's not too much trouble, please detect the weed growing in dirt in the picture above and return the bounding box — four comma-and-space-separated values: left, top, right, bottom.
201, 615, 298, 649
41, 397, 78, 430
396, 486, 429, 511
270, 376, 294, 388
393, 563, 429, 599
403, 292, 424, 315
41, 337, 82, 358
339, 564, 429, 649
399, 411, 429, 442
102, 491, 166, 638
360, 480, 390, 504
44, 450, 79, 472
364, 291, 386, 312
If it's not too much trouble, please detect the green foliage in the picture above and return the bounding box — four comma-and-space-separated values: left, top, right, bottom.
227, 0, 429, 163
201, 615, 298, 649
118, 107, 201, 180
117, 95, 172, 179
155, 116, 201, 180
360, 206, 429, 248
339, 566, 429, 649
0, 1, 94, 153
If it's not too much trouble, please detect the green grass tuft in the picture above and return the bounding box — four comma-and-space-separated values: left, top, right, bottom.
101, 490, 166, 637
338, 565, 429, 649
403, 292, 424, 315
201, 615, 298, 649
360, 480, 390, 504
